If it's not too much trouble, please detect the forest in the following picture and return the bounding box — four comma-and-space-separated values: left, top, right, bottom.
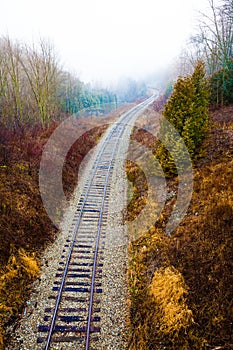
0, 0, 232, 348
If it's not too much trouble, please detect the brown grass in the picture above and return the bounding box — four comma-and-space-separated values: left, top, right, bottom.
149, 266, 194, 336
0, 104, 133, 347
127, 104, 233, 349
123, 159, 148, 222
0, 248, 40, 347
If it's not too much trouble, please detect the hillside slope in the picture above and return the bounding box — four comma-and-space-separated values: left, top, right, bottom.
128, 104, 233, 350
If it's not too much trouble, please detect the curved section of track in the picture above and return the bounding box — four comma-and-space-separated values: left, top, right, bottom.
37, 95, 156, 350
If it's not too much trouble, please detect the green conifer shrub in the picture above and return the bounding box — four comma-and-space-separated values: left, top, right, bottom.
156, 61, 210, 176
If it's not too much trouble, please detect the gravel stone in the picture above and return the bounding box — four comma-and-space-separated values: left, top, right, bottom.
6, 101, 153, 350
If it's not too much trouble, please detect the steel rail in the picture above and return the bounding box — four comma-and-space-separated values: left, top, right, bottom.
43, 95, 156, 349
85, 118, 128, 350
44, 125, 120, 350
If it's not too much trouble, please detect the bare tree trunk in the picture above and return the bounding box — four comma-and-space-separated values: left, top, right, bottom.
20, 39, 60, 127
0, 37, 25, 129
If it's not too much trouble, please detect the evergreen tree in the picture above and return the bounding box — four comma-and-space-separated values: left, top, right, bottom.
156, 61, 210, 176
209, 58, 233, 107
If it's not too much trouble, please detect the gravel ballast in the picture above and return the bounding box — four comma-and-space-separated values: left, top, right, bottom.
6, 100, 154, 350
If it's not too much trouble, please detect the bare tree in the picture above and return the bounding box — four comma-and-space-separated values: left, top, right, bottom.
174, 48, 196, 77
191, 0, 233, 74
0, 37, 25, 128
20, 39, 60, 127
0, 41, 8, 123
58, 71, 83, 114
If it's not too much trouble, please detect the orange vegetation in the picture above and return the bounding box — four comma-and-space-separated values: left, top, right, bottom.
127, 105, 233, 349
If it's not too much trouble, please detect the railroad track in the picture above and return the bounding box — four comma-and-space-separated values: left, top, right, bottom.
37, 95, 156, 349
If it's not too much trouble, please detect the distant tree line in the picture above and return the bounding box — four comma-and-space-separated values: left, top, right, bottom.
115, 78, 148, 103
59, 72, 118, 116
0, 36, 120, 130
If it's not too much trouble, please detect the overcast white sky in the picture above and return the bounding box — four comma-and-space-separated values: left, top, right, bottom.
0, 0, 210, 84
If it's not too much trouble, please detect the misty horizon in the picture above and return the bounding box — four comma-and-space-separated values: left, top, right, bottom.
1, 0, 210, 85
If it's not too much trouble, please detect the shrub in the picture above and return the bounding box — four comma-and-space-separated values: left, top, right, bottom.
156, 61, 210, 176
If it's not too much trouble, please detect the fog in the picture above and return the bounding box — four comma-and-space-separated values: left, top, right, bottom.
0, 0, 210, 85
